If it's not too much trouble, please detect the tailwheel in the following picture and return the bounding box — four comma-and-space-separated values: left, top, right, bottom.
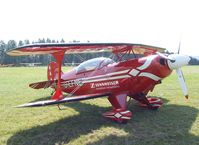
139, 97, 163, 110
102, 109, 132, 123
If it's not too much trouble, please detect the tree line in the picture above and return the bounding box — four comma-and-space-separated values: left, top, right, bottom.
0, 39, 199, 66
189, 57, 199, 65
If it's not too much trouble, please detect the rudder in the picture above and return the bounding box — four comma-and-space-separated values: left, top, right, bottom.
47, 61, 63, 81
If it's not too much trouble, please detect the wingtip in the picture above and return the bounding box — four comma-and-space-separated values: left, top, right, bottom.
14, 100, 58, 108
14, 104, 29, 108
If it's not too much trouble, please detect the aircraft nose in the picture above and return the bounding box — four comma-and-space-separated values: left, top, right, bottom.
167, 54, 191, 70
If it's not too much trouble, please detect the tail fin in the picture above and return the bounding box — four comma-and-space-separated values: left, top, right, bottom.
47, 61, 63, 81
30, 61, 64, 89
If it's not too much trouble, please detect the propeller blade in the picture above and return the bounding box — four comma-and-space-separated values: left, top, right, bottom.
176, 68, 188, 99
178, 41, 181, 54
156, 52, 175, 62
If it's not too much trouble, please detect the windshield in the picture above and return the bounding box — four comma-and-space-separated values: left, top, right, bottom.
76, 57, 115, 73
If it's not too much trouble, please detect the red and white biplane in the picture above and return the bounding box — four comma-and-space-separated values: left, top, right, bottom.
7, 43, 191, 123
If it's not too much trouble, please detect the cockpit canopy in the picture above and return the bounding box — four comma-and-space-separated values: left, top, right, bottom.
76, 57, 115, 73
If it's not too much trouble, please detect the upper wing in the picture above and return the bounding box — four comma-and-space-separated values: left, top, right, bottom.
7, 43, 165, 56
16, 92, 111, 107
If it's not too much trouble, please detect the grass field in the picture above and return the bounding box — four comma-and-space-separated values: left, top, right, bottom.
0, 66, 199, 145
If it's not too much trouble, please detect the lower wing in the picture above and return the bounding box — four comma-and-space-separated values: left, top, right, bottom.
16, 92, 111, 107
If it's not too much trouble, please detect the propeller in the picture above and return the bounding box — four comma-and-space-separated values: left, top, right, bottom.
173, 42, 188, 98
156, 43, 191, 99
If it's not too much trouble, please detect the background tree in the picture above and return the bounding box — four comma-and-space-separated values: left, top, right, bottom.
46, 38, 51, 43
0, 40, 6, 64
18, 40, 24, 46
189, 57, 199, 65
24, 39, 30, 45
60, 38, 65, 43
4, 40, 17, 64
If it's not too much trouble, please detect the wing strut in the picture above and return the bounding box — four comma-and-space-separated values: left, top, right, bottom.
51, 51, 65, 100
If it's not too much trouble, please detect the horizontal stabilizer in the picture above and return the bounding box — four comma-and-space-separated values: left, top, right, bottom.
29, 80, 55, 89
16, 93, 111, 108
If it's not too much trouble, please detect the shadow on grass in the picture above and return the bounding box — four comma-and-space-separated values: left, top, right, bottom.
7, 98, 199, 145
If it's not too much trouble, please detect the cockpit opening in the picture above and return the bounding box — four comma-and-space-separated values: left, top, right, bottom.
76, 57, 115, 73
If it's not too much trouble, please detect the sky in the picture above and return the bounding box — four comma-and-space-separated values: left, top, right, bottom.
0, 0, 199, 56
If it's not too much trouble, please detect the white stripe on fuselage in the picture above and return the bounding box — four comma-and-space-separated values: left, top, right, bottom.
128, 55, 162, 81
82, 75, 131, 84
138, 72, 162, 81
137, 55, 156, 70
80, 69, 130, 81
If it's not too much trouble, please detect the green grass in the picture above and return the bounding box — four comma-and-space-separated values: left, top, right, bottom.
0, 66, 199, 145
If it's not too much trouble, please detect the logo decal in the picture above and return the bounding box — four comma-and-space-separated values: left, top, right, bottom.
91, 81, 119, 89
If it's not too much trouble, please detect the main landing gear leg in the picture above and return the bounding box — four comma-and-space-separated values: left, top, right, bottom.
135, 93, 163, 110
103, 94, 132, 123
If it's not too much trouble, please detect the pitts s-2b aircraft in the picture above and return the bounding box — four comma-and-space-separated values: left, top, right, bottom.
7, 43, 191, 123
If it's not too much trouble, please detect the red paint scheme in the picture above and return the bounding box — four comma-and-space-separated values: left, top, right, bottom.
7, 43, 174, 123
61, 55, 172, 95
56, 55, 172, 123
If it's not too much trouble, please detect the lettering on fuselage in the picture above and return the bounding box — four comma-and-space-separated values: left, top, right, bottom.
90, 80, 119, 89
